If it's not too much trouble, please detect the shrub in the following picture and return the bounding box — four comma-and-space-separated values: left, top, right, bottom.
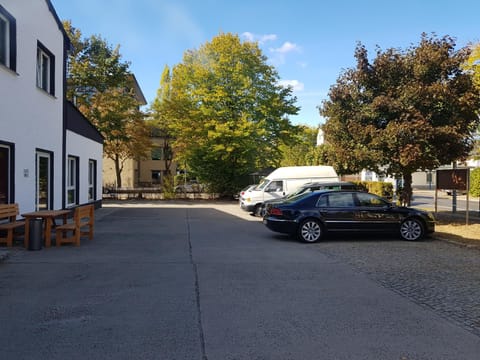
352, 181, 393, 200
470, 168, 480, 197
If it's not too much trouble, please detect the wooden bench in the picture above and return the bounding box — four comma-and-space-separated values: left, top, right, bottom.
0, 203, 25, 247
55, 204, 94, 246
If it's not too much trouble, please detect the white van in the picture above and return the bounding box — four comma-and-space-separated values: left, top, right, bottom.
240, 166, 339, 214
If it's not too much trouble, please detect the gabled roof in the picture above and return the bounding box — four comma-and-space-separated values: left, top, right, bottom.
45, 0, 71, 50
130, 74, 147, 105
66, 101, 104, 144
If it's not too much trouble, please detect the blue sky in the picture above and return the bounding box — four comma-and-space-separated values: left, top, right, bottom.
51, 0, 480, 127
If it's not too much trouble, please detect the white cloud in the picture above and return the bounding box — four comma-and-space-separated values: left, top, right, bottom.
242, 32, 255, 42
270, 41, 301, 54
241, 32, 277, 44
241, 34, 302, 67
259, 34, 277, 43
279, 80, 304, 92
268, 41, 302, 66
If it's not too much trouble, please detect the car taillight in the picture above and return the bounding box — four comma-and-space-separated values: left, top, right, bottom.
269, 208, 283, 216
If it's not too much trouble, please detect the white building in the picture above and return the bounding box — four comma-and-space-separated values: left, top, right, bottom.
0, 0, 103, 212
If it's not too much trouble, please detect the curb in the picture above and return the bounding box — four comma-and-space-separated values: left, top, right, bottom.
433, 235, 480, 249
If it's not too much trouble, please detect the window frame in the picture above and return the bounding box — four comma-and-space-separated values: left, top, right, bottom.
88, 159, 97, 202
151, 170, 162, 184
0, 142, 13, 205
36, 150, 53, 210
67, 156, 79, 207
36, 41, 55, 95
318, 192, 355, 208
151, 147, 163, 160
0, 4, 16, 71
355, 192, 390, 208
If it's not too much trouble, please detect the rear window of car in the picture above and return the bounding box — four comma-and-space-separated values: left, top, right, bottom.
317, 192, 355, 207
282, 192, 313, 204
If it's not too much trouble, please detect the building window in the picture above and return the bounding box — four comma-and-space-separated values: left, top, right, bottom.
0, 5, 16, 71
151, 147, 163, 160
151, 170, 161, 184
67, 156, 78, 207
36, 41, 55, 95
88, 159, 96, 201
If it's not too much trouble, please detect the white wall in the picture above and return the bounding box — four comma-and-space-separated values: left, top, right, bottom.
66, 130, 103, 204
0, 0, 64, 212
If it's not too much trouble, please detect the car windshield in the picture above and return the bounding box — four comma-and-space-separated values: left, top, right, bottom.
256, 178, 269, 191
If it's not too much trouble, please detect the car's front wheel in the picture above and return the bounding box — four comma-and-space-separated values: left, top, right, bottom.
298, 219, 323, 243
400, 218, 424, 241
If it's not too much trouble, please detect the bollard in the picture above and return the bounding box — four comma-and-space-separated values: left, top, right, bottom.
28, 218, 43, 251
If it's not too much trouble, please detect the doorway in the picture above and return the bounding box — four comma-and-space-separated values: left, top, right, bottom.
36, 151, 52, 210
0, 145, 10, 204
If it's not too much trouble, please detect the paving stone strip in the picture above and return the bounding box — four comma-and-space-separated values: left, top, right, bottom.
315, 238, 480, 337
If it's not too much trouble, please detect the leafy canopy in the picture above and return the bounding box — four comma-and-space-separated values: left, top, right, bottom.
153, 33, 299, 194
279, 125, 325, 166
464, 42, 480, 90
63, 21, 150, 187
321, 34, 480, 202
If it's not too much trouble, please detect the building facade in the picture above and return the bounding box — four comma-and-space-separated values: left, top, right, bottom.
103, 134, 177, 189
0, 0, 103, 212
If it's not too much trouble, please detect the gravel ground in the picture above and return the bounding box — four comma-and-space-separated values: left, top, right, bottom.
313, 236, 480, 337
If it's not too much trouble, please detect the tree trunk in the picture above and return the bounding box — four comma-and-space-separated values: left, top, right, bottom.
114, 155, 122, 188
402, 172, 413, 207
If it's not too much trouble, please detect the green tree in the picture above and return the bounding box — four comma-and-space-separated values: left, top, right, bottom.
321, 34, 480, 205
280, 125, 320, 166
82, 87, 149, 188
63, 21, 150, 187
155, 33, 299, 194
464, 42, 480, 90
464, 43, 480, 159
150, 65, 174, 189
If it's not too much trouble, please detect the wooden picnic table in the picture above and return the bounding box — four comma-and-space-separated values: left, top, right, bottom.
22, 209, 71, 248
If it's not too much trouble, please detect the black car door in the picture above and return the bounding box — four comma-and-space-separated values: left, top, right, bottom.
353, 192, 401, 231
316, 192, 359, 231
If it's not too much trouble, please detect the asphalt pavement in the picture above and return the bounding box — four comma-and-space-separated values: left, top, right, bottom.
0, 200, 479, 359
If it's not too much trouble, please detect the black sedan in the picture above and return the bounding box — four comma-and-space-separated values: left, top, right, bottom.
263, 190, 435, 243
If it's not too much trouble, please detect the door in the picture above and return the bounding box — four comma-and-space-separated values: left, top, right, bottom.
36, 151, 51, 210
0, 145, 10, 204
316, 192, 358, 230
354, 192, 400, 231
262, 180, 285, 201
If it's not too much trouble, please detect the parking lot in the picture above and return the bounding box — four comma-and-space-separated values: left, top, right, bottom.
0, 200, 479, 359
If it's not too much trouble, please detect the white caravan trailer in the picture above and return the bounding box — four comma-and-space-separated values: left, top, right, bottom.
240, 166, 339, 214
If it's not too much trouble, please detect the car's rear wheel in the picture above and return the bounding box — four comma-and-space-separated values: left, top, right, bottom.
298, 219, 323, 243
253, 204, 262, 217
258, 205, 266, 217
400, 218, 424, 241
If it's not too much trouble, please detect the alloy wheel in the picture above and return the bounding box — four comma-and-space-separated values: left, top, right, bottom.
299, 219, 322, 243
400, 219, 423, 241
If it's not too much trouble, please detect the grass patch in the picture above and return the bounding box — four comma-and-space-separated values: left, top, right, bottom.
433, 211, 480, 246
